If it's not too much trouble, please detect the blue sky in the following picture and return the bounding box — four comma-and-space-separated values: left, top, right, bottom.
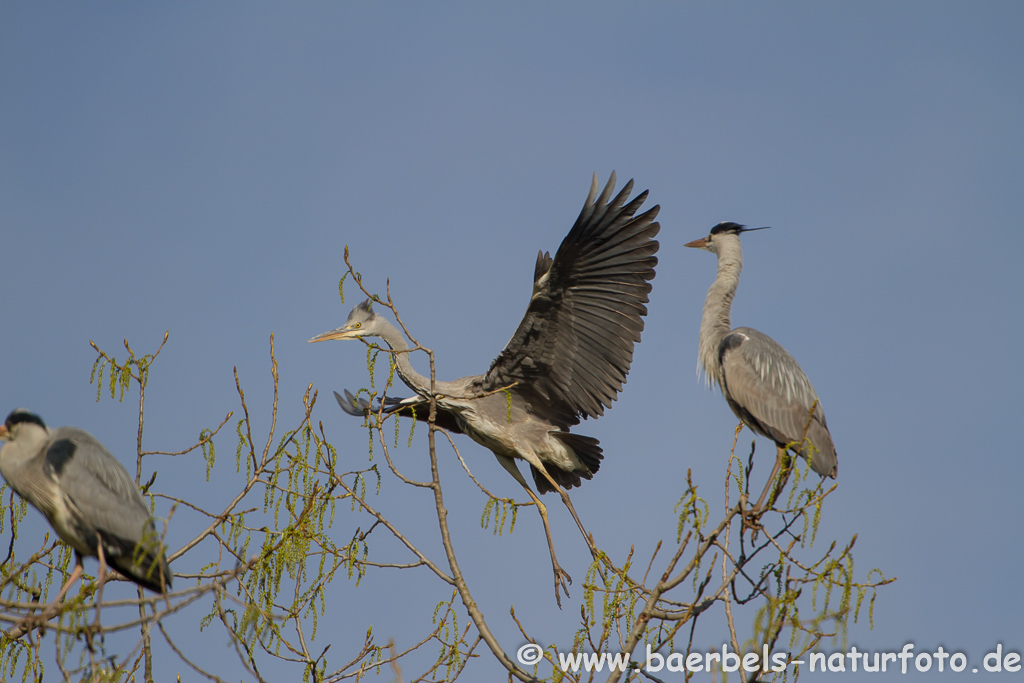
2, 3, 1023, 679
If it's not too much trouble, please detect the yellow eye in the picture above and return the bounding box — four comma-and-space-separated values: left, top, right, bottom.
354, 323, 361, 329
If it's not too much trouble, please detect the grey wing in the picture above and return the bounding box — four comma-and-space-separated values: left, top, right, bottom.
476, 172, 660, 422
719, 328, 837, 478
48, 428, 171, 590
47, 429, 159, 541
48, 428, 150, 514
334, 390, 466, 434
335, 390, 383, 417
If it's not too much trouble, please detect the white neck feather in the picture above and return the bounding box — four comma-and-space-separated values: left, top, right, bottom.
697, 234, 742, 389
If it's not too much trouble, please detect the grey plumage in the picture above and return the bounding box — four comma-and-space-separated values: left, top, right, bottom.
0, 409, 172, 593
686, 222, 838, 479
311, 173, 659, 604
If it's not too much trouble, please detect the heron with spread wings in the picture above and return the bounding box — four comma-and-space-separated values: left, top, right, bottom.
309, 173, 659, 604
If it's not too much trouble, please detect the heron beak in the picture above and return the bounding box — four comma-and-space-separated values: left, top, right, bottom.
0, 424, 7, 439
684, 237, 709, 249
307, 328, 358, 343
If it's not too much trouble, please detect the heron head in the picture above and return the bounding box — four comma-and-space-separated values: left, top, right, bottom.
307, 299, 380, 343
685, 222, 770, 253
0, 409, 47, 441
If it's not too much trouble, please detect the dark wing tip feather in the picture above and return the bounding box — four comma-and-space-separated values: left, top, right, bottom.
335, 389, 375, 417
534, 250, 553, 286
336, 389, 467, 434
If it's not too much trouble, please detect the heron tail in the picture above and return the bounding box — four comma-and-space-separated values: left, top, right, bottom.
533, 433, 604, 493
103, 528, 173, 593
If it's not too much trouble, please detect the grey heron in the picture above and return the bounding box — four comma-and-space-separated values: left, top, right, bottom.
309, 173, 659, 604
0, 409, 172, 620
686, 222, 837, 511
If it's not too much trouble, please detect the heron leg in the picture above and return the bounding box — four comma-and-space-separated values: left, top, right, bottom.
494, 455, 572, 607
533, 468, 600, 562
751, 448, 783, 514
520, 484, 573, 608
49, 552, 86, 607
749, 446, 794, 523
768, 448, 794, 510
89, 539, 108, 647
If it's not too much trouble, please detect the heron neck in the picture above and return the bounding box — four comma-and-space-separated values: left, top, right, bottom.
698, 236, 742, 388
375, 320, 434, 395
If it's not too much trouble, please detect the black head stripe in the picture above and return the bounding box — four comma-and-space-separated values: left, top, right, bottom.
5, 409, 46, 431
709, 222, 770, 236
710, 222, 745, 235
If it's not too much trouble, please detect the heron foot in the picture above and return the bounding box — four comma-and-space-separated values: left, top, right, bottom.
552, 564, 572, 609
6, 601, 67, 640
741, 507, 766, 534
82, 620, 106, 652
7, 613, 46, 640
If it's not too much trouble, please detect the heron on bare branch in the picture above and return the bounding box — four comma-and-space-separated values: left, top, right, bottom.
310, 173, 659, 605
0, 409, 171, 633
686, 222, 837, 516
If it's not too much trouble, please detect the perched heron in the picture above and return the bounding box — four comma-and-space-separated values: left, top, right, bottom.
0, 409, 172, 617
685, 222, 837, 510
310, 173, 659, 604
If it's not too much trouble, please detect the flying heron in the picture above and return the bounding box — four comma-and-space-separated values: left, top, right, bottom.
309, 172, 659, 604
0, 409, 172, 624
686, 222, 837, 511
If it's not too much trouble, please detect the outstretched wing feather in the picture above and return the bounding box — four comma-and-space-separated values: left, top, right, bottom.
334, 390, 466, 434
477, 172, 660, 420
